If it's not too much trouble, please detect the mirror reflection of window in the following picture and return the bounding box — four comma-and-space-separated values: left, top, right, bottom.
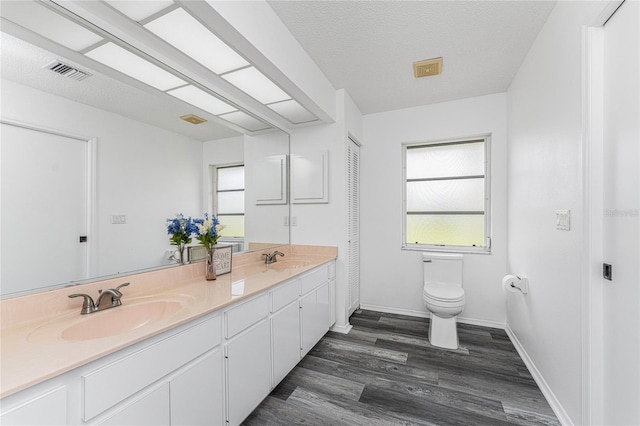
215, 164, 245, 240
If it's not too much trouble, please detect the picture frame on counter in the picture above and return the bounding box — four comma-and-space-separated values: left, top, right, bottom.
188, 245, 233, 275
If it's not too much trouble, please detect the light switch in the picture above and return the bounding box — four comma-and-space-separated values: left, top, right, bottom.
111, 214, 127, 224
556, 210, 570, 231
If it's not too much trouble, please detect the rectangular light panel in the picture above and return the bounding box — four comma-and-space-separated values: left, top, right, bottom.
85, 42, 184, 91
167, 85, 237, 115
105, 0, 175, 22
218, 111, 271, 132
2, 1, 103, 51
267, 99, 317, 124
145, 8, 249, 75
222, 67, 290, 104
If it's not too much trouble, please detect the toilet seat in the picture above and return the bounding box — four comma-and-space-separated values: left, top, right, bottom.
423, 282, 465, 303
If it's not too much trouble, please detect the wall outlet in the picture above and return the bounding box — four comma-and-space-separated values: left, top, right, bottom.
111, 214, 127, 224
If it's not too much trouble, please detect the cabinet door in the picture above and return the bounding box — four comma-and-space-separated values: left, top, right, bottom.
272, 301, 301, 386
171, 349, 224, 426
226, 320, 271, 426
0, 386, 66, 426
301, 282, 330, 355
97, 384, 169, 426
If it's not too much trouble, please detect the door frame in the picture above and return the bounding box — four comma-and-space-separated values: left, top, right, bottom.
581, 2, 624, 424
0, 118, 97, 281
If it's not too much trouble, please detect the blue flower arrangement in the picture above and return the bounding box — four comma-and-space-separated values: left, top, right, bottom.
193, 213, 225, 249
166, 213, 196, 247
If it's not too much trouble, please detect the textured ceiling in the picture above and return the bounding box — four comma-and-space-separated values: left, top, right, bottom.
268, 1, 556, 115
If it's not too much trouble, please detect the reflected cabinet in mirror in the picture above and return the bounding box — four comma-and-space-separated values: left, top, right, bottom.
0, 39, 290, 298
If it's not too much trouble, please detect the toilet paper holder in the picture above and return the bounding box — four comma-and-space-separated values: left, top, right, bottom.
502, 275, 529, 294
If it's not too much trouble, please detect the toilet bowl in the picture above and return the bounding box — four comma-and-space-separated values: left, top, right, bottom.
422, 253, 465, 349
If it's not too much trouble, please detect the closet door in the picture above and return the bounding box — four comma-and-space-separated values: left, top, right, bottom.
347, 138, 361, 315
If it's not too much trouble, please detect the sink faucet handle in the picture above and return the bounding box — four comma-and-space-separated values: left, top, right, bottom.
69, 293, 96, 314
115, 282, 130, 292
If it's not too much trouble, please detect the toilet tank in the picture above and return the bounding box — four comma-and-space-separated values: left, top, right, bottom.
422, 253, 463, 287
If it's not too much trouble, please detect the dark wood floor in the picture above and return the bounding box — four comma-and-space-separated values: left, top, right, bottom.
243, 309, 560, 426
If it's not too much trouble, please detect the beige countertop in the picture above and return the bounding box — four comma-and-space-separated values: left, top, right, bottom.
0, 245, 336, 398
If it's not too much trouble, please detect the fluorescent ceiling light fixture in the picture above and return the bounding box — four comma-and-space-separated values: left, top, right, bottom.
105, 0, 174, 22
222, 67, 290, 104
218, 111, 271, 132
267, 100, 317, 124
1, 1, 103, 51
145, 8, 249, 74
85, 42, 184, 91
167, 85, 237, 115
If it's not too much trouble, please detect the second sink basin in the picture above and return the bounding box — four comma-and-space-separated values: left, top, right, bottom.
269, 260, 311, 271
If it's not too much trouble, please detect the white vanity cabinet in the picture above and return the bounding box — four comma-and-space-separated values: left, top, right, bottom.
271, 279, 302, 386
299, 265, 332, 356
224, 293, 271, 426
0, 386, 67, 426
1, 260, 336, 426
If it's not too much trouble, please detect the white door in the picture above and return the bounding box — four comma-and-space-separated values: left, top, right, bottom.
347, 137, 361, 315
602, 1, 639, 424
0, 123, 88, 295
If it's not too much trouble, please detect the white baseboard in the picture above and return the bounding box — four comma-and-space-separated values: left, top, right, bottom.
358, 304, 505, 329
505, 325, 573, 426
329, 323, 353, 334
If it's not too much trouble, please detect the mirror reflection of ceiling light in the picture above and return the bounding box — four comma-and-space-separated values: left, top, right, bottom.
267, 99, 317, 124
85, 42, 185, 91
218, 111, 271, 132
222, 67, 291, 104
144, 8, 249, 75
167, 85, 238, 115
104, 0, 175, 22
1, 0, 103, 51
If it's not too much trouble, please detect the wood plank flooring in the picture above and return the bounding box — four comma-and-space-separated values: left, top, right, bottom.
243, 309, 560, 426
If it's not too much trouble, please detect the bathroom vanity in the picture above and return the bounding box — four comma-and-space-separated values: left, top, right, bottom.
0, 245, 336, 426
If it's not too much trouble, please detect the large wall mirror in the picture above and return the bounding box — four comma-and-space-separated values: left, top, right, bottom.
0, 25, 290, 298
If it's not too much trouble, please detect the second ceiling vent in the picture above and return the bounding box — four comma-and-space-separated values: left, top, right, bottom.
413, 57, 443, 78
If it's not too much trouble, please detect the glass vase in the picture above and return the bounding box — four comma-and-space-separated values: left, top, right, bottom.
205, 246, 217, 280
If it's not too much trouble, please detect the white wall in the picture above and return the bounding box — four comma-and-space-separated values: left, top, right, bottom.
243, 131, 290, 248
361, 93, 508, 326
1, 79, 203, 280
290, 89, 362, 331
506, 2, 610, 424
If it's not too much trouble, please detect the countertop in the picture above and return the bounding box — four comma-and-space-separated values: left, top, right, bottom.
0, 245, 336, 398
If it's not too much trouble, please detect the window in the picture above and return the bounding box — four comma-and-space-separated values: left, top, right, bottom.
214, 164, 244, 238
402, 135, 491, 253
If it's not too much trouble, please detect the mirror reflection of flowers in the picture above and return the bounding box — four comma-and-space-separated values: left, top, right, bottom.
166, 213, 195, 246
194, 213, 225, 249
166, 213, 196, 263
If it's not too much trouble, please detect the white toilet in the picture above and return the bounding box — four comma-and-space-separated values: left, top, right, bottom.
422, 252, 465, 349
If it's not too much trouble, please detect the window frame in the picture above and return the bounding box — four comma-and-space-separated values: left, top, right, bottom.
211, 163, 245, 239
401, 134, 492, 254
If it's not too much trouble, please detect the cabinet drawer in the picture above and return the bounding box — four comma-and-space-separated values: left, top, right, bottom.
271, 279, 299, 312
82, 315, 221, 421
300, 265, 329, 295
225, 293, 269, 338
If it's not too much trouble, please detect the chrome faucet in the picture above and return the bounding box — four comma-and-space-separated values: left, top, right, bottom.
69, 282, 129, 314
263, 251, 284, 264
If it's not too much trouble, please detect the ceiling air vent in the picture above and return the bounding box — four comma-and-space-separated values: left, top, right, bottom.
44, 60, 92, 81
